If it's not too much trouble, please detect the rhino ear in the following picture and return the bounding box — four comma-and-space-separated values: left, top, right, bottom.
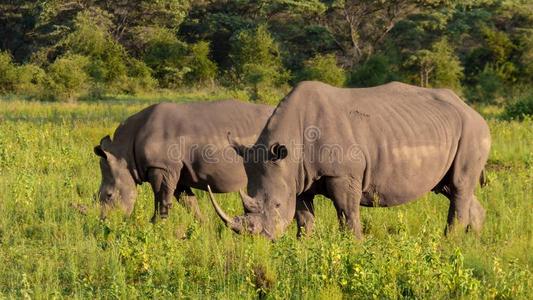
232, 144, 250, 158
227, 131, 250, 158
94, 135, 112, 159
94, 145, 107, 159
270, 143, 288, 161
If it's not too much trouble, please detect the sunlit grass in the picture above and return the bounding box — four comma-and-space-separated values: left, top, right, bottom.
0, 97, 531, 298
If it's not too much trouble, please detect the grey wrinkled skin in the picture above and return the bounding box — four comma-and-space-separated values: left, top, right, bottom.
210, 81, 491, 240
94, 100, 274, 222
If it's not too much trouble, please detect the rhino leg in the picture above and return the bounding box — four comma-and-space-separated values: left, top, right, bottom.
148, 167, 179, 223
326, 176, 363, 239
444, 186, 485, 235
295, 194, 315, 238
468, 196, 486, 233
174, 187, 205, 223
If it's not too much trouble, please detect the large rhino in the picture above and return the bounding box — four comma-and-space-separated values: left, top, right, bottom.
94, 100, 274, 221
209, 81, 491, 239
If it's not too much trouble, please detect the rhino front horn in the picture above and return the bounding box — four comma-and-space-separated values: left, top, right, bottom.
207, 185, 243, 233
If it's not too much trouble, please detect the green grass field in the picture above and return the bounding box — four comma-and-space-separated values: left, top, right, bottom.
0, 95, 531, 299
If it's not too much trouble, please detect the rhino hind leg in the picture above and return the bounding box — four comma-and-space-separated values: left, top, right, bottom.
148, 167, 179, 223
468, 196, 486, 233
174, 187, 205, 222
295, 194, 315, 238
442, 178, 486, 235
326, 176, 363, 239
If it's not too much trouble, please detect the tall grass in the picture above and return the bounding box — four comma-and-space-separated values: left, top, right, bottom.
0, 98, 531, 298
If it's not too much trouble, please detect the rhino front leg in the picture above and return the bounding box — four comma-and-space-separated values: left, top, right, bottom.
175, 187, 205, 222
326, 176, 363, 239
148, 168, 179, 223
295, 194, 315, 238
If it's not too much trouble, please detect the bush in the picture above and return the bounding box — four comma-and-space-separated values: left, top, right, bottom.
430, 38, 464, 91
467, 65, 506, 104
120, 58, 157, 94
230, 24, 290, 101
61, 10, 156, 95
0, 51, 18, 94
16, 64, 46, 96
297, 54, 346, 86
503, 93, 533, 120
349, 54, 399, 87
186, 41, 218, 86
0, 51, 46, 96
43, 55, 90, 102
143, 28, 190, 89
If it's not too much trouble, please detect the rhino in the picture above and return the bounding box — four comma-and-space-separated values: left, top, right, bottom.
94, 100, 275, 221
209, 81, 491, 240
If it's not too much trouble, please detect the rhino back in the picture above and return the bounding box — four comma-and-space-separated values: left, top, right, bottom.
261, 81, 488, 205
133, 100, 273, 190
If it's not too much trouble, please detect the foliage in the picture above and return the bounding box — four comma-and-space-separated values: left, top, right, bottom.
0, 51, 18, 94
297, 54, 346, 86
230, 25, 290, 101
503, 93, 533, 120
0, 51, 45, 96
43, 54, 90, 102
349, 54, 399, 87
186, 41, 218, 86
405, 38, 463, 91
467, 64, 509, 104
0, 0, 532, 102
143, 27, 191, 89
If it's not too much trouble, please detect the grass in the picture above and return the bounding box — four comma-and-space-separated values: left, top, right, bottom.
0, 96, 531, 298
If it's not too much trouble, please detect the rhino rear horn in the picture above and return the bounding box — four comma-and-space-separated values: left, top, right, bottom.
240, 189, 260, 213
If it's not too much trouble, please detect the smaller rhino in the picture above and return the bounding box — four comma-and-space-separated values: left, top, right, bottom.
94, 100, 273, 221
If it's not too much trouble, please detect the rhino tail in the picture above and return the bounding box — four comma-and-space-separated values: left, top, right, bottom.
479, 168, 487, 188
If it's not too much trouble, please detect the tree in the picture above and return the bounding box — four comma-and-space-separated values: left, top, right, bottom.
187, 41, 218, 86
297, 54, 346, 86
406, 38, 463, 91
230, 25, 290, 100
324, 0, 423, 66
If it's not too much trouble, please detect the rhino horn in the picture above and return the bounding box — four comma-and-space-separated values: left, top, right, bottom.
208, 185, 243, 233
239, 189, 259, 213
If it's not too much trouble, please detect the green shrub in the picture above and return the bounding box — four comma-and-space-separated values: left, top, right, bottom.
467, 65, 506, 104
297, 54, 345, 86
0, 51, 18, 94
15, 64, 46, 96
349, 54, 399, 87
186, 41, 218, 86
43, 55, 90, 102
143, 28, 190, 89
230, 24, 290, 101
61, 10, 156, 95
503, 93, 533, 120
430, 38, 464, 91
0, 51, 46, 96
121, 58, 157, 94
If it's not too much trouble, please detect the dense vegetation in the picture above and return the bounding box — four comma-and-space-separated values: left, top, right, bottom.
0, 97, 531, 298
0, 1, 532, 109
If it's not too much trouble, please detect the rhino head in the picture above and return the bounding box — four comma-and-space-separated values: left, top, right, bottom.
94, 135, 138, 219
209, 141, 297, 240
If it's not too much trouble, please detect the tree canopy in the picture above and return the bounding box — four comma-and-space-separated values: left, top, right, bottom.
0, 0, 531, 103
